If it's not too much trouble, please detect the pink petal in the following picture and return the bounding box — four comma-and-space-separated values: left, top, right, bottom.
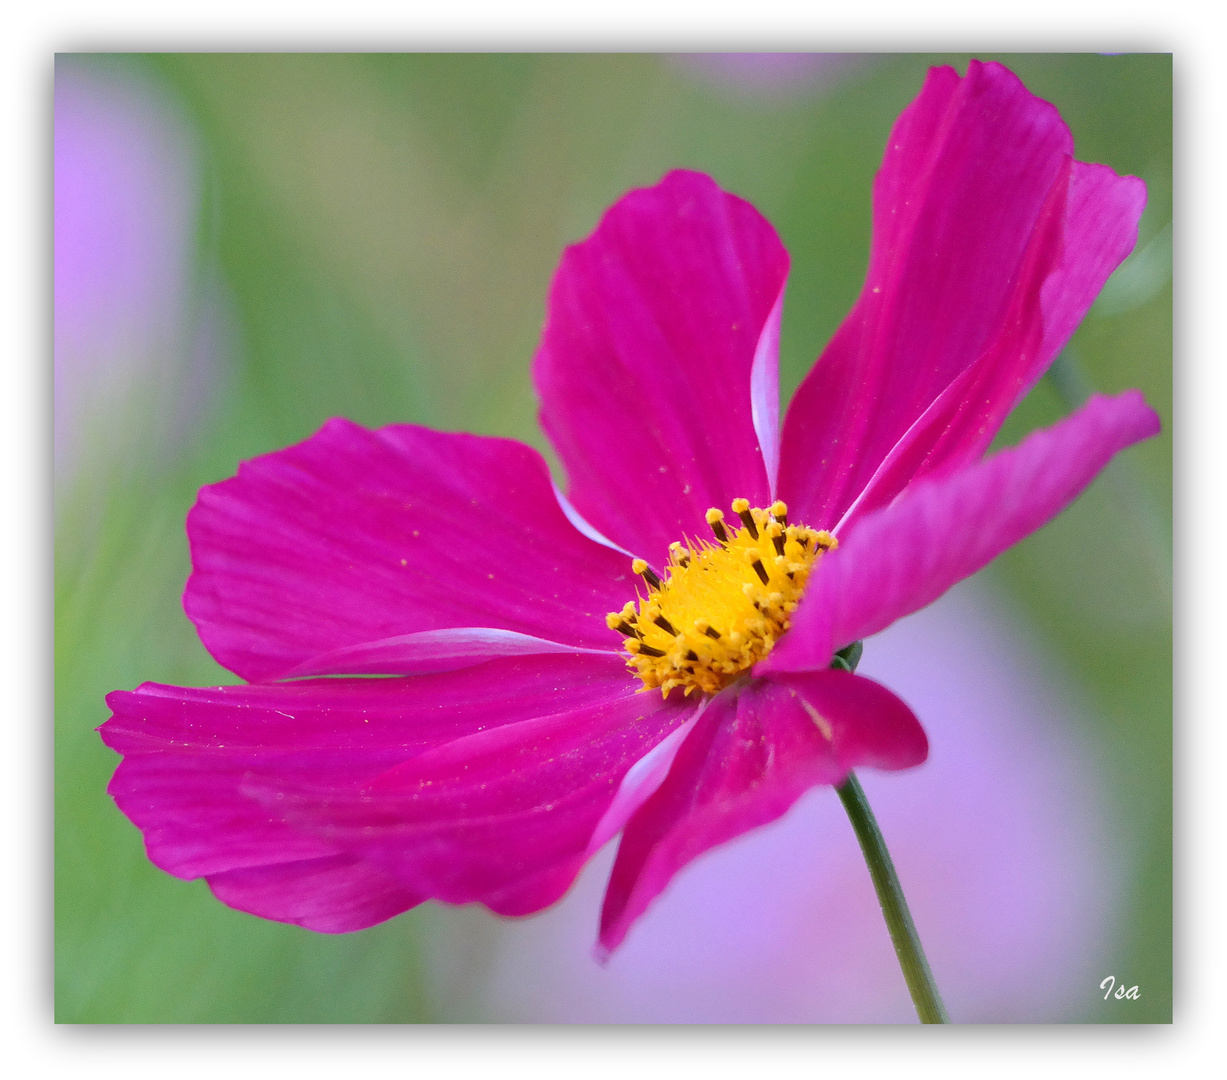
103, 657, 633, 918
765, 391, 1161, 675
814, 155, 1071, 530
778, 61, 1145, 531
261, 684, 699, 909
584, 705, 707, 859
102, 653, 699, 926
1037, 160, 1148, 364
598, 670, 926, 954
534, 169, 789, 567
828, 159, 1147, 535
480, 857, 593, 918
206, 854, 426, 934
184, 418, 634, 682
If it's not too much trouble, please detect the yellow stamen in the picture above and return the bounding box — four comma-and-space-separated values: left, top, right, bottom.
607, 499, 837, 697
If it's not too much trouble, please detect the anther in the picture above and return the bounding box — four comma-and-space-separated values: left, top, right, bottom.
606, 613, 643, 639
731, 497, 759, 539
610, 497, 823, 697
766, 523, 787, 557
631, 558, 662, 590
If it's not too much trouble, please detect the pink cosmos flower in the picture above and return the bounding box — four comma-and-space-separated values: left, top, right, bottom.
100, 61, 1160, 957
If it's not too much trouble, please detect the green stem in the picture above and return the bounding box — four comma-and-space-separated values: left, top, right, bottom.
836, 771, 948, 1023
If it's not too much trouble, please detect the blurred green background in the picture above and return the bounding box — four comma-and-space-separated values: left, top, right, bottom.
54, 53, 1171, 1023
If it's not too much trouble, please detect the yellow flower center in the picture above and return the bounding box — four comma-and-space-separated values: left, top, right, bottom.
606, 499, 836, 698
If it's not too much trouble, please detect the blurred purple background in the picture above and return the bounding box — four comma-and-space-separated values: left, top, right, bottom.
55, 59, 227, 491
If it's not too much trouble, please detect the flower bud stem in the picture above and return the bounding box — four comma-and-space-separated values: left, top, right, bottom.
830, 641, 948, 1024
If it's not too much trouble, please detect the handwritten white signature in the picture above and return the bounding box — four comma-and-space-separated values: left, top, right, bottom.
1100, 976, 1140, 1001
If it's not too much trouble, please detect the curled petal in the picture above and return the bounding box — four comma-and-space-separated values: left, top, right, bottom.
779, 61, 1145, 531
534, 169, 789, 566
765, 391, 1161, 675
750, 286, 786, 498
283, 627, 612, 679
598, 670, 926, 955
184, 419, 634, 682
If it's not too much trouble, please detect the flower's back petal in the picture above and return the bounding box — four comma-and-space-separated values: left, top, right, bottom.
765, 391, 1161, 674
184, 420, 633, 682
597, 671, 926, 955
779, 61, 1143, 530
1038, 161, 1149, 364
534, 170, 788, 567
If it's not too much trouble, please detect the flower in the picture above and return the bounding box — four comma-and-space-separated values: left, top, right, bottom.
100, 61, 1160, 957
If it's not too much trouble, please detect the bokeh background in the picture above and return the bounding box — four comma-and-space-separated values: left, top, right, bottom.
54, 53, 1171, 1024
